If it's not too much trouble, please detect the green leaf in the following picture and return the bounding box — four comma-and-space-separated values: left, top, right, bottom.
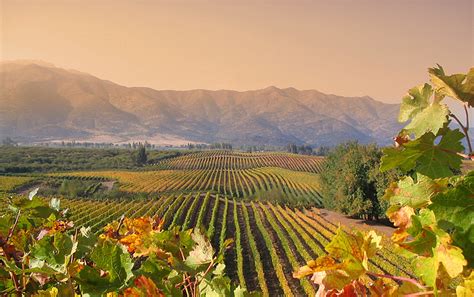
429, 171, 474, 267
233, 285, 261, 297
0, 216, 12, 236
429, 65, 474, 107
30, 233, 76, 273
324, 228, 380, 277
413, 256, 438, 287
77, 239, 133, 294
135, 253, 171, 285
403, 103, 449, 138
199, 274, 232, 296
76, 266, 116, 296
402, 209, 439, 257
213, 263, 226, 276
399, 84, 432, 122
398, 82, 449, 137
90, 239, 133, 285
381, 129, 464, 178
75, 227, 97, 259
383, 174, 447, 209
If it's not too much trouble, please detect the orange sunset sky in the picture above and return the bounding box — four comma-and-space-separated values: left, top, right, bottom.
1, 0, 473, 103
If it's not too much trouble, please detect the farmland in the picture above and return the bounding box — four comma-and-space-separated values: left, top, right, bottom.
54, 167, 322, 205
156, 150, 325, 173
0, 150, 411, 295
7, 193, 409, 296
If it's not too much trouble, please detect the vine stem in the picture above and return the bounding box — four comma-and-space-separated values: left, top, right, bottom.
1, 210, 22, 295
366, 272, 426, 290
6, 210, 21, 243
463, 104, 472, 154
439, 148, 472, 160
113, 215, 125, 237
450, 107, 473, 155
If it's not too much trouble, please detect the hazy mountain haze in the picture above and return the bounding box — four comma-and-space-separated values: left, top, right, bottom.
0, 61, 403, 146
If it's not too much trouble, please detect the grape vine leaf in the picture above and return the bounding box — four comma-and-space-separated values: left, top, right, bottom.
77, 239, 134, 294
396, 209, 467, 287
30, 232, 76, 273
399, 84, 432, 122
381, 129, 464, 178
429, 171, 474, 267
122, 276, 164, 297
437, 244, 467, 278
293, 227, 382, 292
457, 272, 474, 296
429, 65, 474, 107
386, 205, 415, 242
185, 229, 214, 268
398, 83, 449, 137
403, 209, 438, 257
412, 256, 438, 287
383, 174, 447, 209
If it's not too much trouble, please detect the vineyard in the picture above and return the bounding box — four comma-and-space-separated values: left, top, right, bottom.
51, 151, 325, 206
11, 192, 410, 296
0, 151, 414, 295
0, 175, 35, 193
155, 150, 326, 173
54, 167, 321, 205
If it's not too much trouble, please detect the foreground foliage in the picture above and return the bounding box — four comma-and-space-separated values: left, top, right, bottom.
0, 190, 254, 296
295, 65, 474, 295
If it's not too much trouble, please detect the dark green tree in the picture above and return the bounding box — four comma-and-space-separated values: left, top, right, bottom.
134, 145, 148, 166
319, 142, 399, 220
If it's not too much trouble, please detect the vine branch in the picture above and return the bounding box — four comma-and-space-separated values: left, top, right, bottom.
367, 272, 426, 290
6, 210, 21, 243
450, 108, 473, 155
463, 104, 472, 154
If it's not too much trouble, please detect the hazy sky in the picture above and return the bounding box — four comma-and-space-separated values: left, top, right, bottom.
1, 0, 473, 103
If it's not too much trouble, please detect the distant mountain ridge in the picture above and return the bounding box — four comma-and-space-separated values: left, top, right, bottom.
0, 61, 402, 146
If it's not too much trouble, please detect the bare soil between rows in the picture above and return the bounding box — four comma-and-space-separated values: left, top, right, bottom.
314, 208, 395, 237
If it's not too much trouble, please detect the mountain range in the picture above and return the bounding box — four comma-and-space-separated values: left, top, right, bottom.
0, 61, 402, 147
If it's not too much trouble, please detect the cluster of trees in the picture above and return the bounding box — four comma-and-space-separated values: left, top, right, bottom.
286, 143, 331, 156
287, 143, 313, 155
132, 145, 148, 166
29, 140, 159, 150
1, 137, 18, 147
184, 142, 233, 150
0, 146, 180, 173
319, 142, 399, 220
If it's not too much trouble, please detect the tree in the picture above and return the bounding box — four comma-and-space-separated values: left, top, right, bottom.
319, 142, 398, 220
134, 145, 147, 166
1, 137, 17, 147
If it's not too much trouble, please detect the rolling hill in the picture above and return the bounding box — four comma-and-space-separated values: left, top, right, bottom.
0, 61, 402, 146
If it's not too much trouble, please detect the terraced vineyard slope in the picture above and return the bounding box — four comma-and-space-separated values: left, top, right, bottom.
156, 150, 325, 173
53, 151, 324, 206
